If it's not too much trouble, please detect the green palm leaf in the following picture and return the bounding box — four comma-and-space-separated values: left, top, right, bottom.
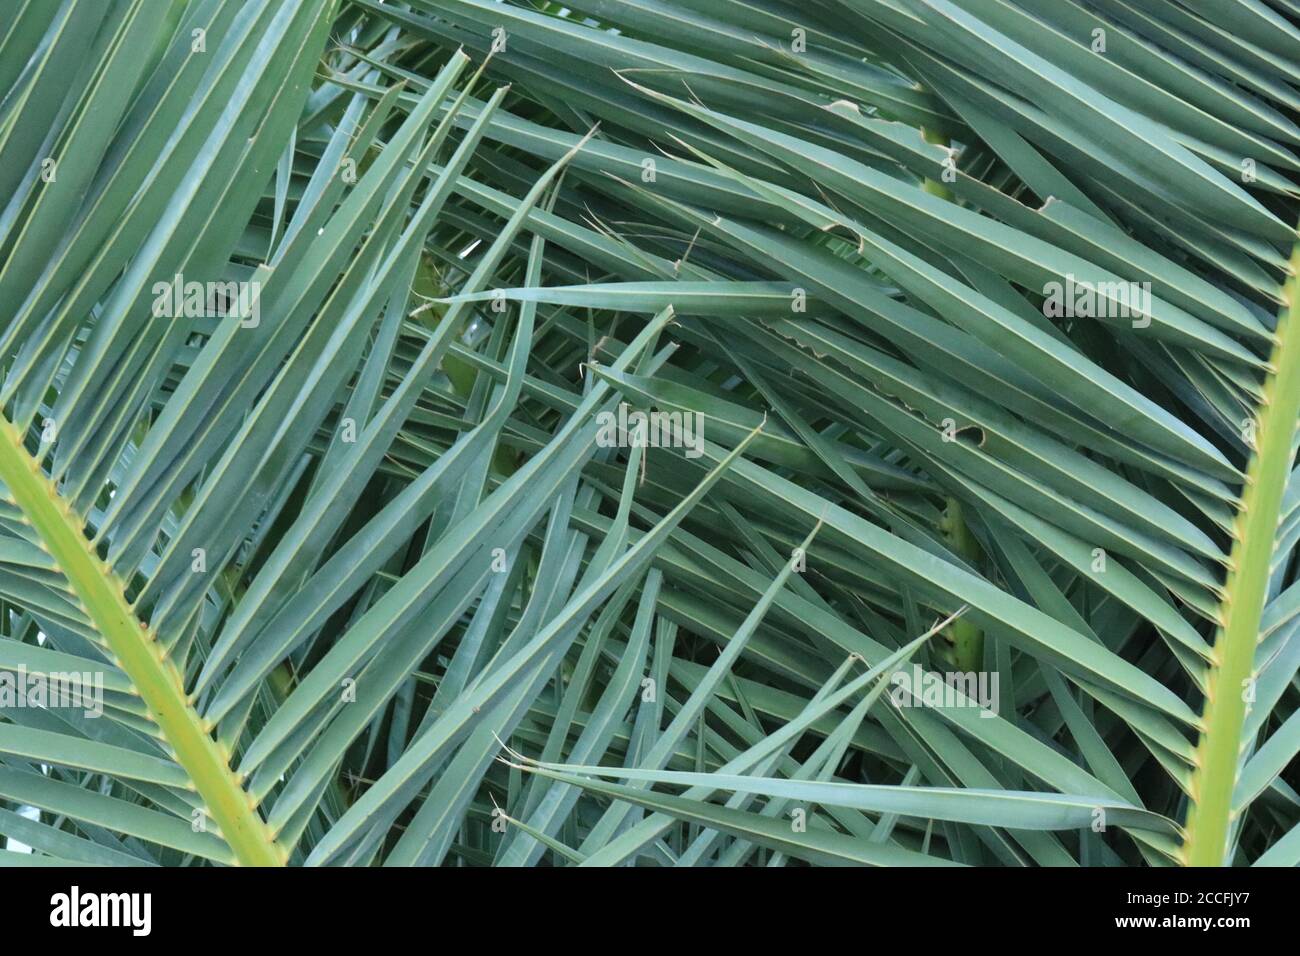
1, 0, 1298, 868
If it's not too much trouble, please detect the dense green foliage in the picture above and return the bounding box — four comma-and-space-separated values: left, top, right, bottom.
1, 0, 1299, 867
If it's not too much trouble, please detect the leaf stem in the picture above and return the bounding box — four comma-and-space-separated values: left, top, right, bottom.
0, 418, 285, 866
1182, 243, 1300, 866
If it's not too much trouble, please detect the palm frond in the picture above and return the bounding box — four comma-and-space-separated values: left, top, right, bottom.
1, 0, 1298, 867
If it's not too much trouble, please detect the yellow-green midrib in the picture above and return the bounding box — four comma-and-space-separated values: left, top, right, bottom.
1182, 251, 1300, 866
0, 417, 284, 866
